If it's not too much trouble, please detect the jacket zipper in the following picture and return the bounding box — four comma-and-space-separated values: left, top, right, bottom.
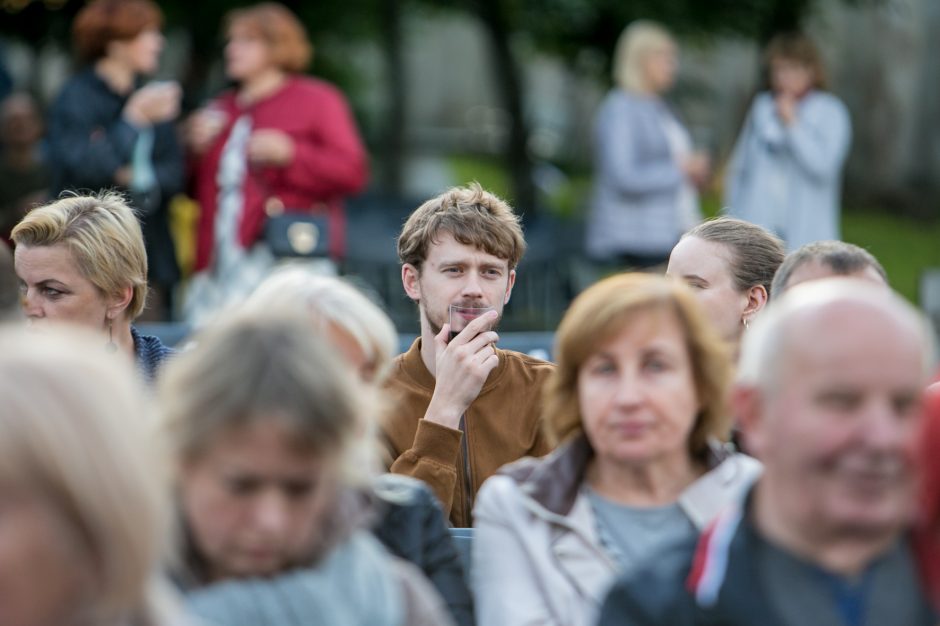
458, 412, 473, 527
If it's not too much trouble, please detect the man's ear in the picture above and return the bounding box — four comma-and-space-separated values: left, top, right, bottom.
732, 384, 766, 459
503, 269, 516, 305
107, 285, 134, 321
402, 263, 421, 302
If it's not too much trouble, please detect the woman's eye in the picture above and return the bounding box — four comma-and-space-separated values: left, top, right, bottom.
284, 480, 314, 500
588, 362, 616, 375
226, 477, 260, 496
41, 287, 63, 298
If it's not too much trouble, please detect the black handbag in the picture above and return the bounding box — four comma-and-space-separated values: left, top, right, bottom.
263, 197, 331, 259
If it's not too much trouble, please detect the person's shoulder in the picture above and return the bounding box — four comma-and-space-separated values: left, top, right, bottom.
135, 330, 175, 358
711, 452, 763, 487
372, 473, 437, 509
286, 76, 348, 102
386, 351, 409, 380
52, 70, 101, 107
476, 449, 554, 507
475, 471, 528, 510
499, 349, 555, 377
806, 90, 850, 117
383, 344, 427, 392
602, 88, 652, 114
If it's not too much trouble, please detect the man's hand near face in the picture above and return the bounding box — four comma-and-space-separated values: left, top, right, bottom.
423, 310, 500, 430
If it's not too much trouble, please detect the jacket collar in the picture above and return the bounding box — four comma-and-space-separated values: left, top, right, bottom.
685, 487, 797, 626
685, 487, 937, 624
500, 435, 592, 517
398, 337, 509, 394
500, 434, 755, 524
131, 326, 174, 383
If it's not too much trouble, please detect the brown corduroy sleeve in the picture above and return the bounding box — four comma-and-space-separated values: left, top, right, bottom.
387, 419, 463, 518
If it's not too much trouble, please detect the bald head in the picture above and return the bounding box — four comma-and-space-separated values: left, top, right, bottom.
739, 278, 929, 392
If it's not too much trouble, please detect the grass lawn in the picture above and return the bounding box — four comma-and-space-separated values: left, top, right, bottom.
840, 211, 940, 304
704, 193, 940, 303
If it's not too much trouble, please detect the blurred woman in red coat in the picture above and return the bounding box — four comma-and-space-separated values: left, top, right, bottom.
184, 2, 367, 324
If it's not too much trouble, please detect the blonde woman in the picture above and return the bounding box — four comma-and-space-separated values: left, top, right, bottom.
246, 268, 398, 384
0, 326, 186, 626
472, 274, 761, 626
586, 21, 708, 268
160, 312, 454, 626
12, 191, 173, 381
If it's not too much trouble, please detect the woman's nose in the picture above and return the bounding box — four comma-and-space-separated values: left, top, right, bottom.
20, 289, 42, 317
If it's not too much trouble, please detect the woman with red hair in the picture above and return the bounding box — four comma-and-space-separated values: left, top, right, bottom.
184, 3, 368, 324
47, 0, 184, 320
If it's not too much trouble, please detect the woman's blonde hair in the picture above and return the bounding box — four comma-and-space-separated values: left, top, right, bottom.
246, 268, 398, 383
542, 273, 733, 461
159, 312, 368, 484
0, 326, 170, 622
11, 191, 148, 319
612, 20, 675, 93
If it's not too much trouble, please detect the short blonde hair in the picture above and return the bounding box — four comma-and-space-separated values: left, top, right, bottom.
612, 20, 675, 93
11, 191, 148, 319
246, 268, 398, 382
398, 182, 526, 271
543, 273, 733, 460
0, 326, 170, 622
159, 312, 366, 480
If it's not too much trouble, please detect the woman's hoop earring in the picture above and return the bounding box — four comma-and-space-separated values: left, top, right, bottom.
105, 317, 118, 353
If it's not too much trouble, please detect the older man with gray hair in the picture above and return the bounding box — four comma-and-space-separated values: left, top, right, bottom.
598, 279, 937, 625
771, 240, 888, 298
